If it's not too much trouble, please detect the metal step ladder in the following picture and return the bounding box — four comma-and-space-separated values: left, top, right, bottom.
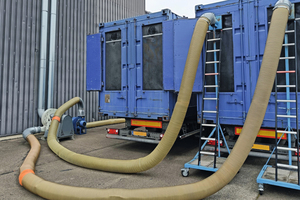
181, 28, 230, 177
257, 22, 300, 194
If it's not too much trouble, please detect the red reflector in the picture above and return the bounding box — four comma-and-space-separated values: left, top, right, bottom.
208, 140, 223, 147
107, 128, 119, 135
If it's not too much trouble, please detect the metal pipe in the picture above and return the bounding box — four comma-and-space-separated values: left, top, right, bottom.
47, 0, 57, 109
77, 97, 85, 117
22, 127, 42, 140
37, 0, 49, 118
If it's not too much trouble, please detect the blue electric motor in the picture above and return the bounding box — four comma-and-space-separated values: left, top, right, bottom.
72, 116, 87, 135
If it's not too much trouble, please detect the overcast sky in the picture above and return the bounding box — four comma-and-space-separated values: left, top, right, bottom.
146, 0, 226, 18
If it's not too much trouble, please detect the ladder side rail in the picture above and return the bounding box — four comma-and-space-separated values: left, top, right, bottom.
216, 29, 222, 158
213, 28, 218, 168
198, 33, 210, 165
275, 74, 278, 182
294, 20, 300, 185
284, 28, 293, 166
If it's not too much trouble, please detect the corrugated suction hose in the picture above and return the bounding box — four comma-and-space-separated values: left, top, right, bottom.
86, 118, 125, 128
19, 6, 290, 200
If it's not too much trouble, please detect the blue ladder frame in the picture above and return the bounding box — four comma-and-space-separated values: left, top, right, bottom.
257, 20, 300, 194
182, 27, 230, 176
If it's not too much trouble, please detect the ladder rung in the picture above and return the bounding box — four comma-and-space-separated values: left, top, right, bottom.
207, 38, 221, 42
202, 124, 216, 127
205, 73, 219, 76
277, 70, 295, 74
277, 130, 298, 135
203, 98, 218, 100
277, 147, 297, 152
206, 49, 220, 53
204, 85, 219, 88
277, 115, 297, 118
277, 163, 298, 170
279, 57, 295, 60
202, 110, 218, 113
200, 151, 216, 156
277, 85, 296, 88
206, 61, 220, 64
285, 30, 295, 33
277, 100, 296, 103
201, 137, 216, 141
282, 43, 295, 46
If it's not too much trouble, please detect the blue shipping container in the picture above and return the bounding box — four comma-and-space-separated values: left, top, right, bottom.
195, 0, 300, 131
87, 10, 204, 121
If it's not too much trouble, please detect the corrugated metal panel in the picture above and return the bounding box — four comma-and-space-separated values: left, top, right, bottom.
0, 0, 145, 136
0, 0, 41, 137
53, 0, 145, 122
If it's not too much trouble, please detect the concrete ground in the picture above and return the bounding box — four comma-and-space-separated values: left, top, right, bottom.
0, 123, 300, 199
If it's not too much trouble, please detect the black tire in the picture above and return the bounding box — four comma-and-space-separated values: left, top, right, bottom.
181, 169, 189, 177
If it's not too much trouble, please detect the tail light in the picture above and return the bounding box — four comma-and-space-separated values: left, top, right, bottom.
208, 140, 223, 147
107, 128, 119, 135
160, 134, 164, 140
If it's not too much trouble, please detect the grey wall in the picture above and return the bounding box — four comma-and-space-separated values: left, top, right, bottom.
0, 0, 145, 136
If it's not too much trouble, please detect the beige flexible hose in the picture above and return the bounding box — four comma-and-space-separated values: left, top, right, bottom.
19, 7, 289, 200
46, 15, 210, 174
86, 118, 125, 128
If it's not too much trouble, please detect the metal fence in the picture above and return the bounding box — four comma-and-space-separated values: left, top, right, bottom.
0, 0, 145, 136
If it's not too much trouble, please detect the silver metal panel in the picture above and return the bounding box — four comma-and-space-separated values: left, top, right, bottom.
0, 0, 41, 137
0, 0, 145, 136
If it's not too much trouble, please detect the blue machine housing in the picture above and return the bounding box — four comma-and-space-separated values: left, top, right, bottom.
195, 0, 300, 130
72, 116, 87, 135
87, 10, 203, 120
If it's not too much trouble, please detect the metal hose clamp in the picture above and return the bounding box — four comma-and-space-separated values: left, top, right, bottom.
201, 12, 216, 25
274, 0, 292, 14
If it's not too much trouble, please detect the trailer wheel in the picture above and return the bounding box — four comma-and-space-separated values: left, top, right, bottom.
181, 168, 189, 177
258, 183, 264, 195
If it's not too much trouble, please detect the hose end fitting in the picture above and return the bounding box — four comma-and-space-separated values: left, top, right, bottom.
200, 12, 216, 25
23, 127, 42, 140
274, 0, 292, 14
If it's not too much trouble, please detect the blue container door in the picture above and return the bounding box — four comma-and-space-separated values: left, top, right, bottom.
126, 20, 170, 119
99, 24, 129, 117
86, 33, 102, 91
